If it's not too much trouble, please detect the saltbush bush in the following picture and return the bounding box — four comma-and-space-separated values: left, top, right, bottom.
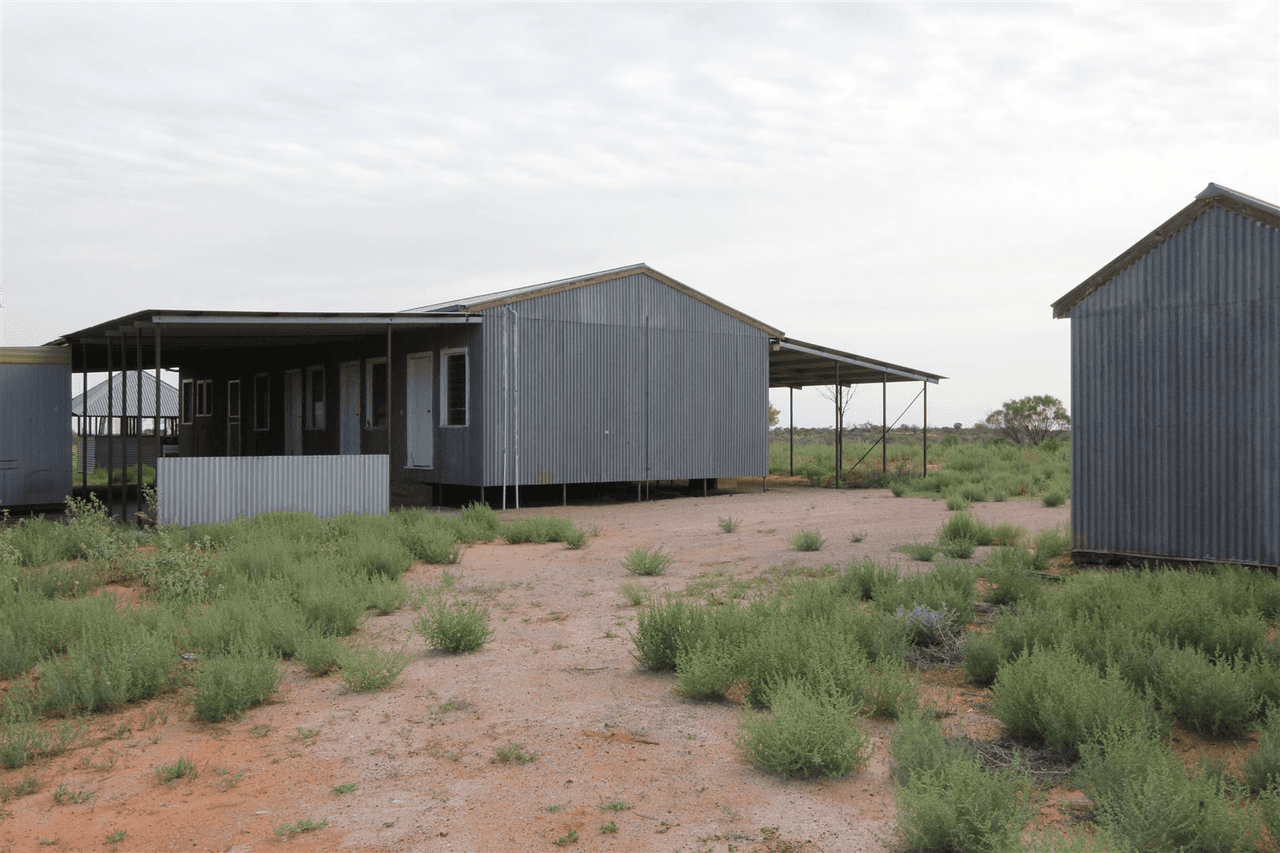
1077, 733, 1263, 853
191, 649, 282, 722
894, 749, 1032, 853
992, 647, 1164, 754
337, 644, 412, 692
734, 679, 869, 779
415, 598, 494, 653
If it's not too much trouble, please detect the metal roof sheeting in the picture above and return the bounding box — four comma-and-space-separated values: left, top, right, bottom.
73, 372, 180, 418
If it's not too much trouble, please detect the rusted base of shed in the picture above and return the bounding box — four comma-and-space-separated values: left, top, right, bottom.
1071, 548, 1278, 573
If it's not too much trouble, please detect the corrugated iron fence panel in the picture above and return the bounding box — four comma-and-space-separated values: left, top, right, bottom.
1071, 208, 1280, 565
0, 351, 72, 506
156, 455, 389, 526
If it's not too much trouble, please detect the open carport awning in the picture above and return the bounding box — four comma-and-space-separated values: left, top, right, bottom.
49, 309, 481, 373
769, 337, 945, 388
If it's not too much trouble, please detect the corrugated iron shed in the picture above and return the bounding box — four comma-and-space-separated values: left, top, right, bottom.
1054, 183, 1280, 567
73, 372, 180, 418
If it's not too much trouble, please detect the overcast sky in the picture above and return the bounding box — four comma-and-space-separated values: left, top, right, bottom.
3, 2, 1278, 428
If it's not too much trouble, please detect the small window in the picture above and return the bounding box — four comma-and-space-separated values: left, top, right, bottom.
366, 358, 387, 429
440, 348, 468, 427
196, 380, 213, 417
253, 373, 270, 431
227, 380, 241, 419
181, 379, 194, 425
306, 365, 326, 429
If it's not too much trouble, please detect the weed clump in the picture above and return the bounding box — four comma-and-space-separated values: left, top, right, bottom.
623, 546, 672, 576
415, 598, 494, 653
787, 528, 826, 552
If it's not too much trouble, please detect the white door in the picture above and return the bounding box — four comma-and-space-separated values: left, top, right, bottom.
406, 352, 433, 469
284, 369, 303, 456
339, 361, 360, 455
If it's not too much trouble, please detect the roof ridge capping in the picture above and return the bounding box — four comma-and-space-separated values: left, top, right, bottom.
1052, 182, 1280, 318
404, 263, 786, 337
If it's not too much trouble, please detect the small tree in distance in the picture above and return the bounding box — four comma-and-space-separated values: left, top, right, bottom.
985, 395, 1070, 445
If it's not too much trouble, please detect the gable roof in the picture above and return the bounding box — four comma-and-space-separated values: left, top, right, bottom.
404, 263, 786, 338
1052, 183, 1280, 319
72, 371, 180, 418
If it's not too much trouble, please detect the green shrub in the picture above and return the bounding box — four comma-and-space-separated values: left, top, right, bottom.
894, 748, 1032, 853
617, 581, 648, 606
340, 534, 414, 581
992, 647, 1163, 754
37, 619, 176, 714
1146, 646, 1260, 738
717, 516, 740, 533
395, 510, 462, 563
944, 493, 971, 511
938, 536, 976, 559
415, 598, 494, 653
834, 559, 897, 601
898, 542, 937, 562
142, 540, 216, 607
500, 516, 584, 546
623, 546, 672, 576
1077, 733, 1262, 853
866, 663, 919, 719
889, 711, 968, 786
735, 679, 869, 779
191, 650, 282, 722
1244, 714, 1280, 794
363, 576, 409, 615
938, 511, 996, 547
295, 634, 343, 676
873, 562, 975, 630
455, 501, 501, 543
1041, 489, 1069, 507
631, 595, 700, 670
982, 546, 1042, 606
1031, 525, 1069, 564
787, 528, 826, 552
961, 632, 1003, 686
337, 644, 412, 692
0, 699, 81, 770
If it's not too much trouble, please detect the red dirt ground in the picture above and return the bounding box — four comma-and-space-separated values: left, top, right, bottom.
0, 485, 1246, 852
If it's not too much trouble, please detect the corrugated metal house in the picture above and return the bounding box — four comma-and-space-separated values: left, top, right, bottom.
1052, 183, 1280, 567
0, 347, 72, 508
53, 264, 940, 520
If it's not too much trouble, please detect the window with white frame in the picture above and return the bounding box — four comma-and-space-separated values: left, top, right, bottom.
440, 348, 468, 427
366, 358, 388, 429
306, 365, 326, 429
181, 379, 194, 425
196, 380, 213, 417
253, 373, 270, 431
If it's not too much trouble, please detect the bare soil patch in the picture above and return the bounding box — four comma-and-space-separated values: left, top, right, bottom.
2, 485, 1117, 852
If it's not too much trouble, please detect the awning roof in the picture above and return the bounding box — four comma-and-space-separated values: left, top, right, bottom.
769, 337, 944, 387
49, 309, 480, 372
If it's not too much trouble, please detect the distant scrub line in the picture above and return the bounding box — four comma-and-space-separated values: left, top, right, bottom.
770, 432, 1071, 506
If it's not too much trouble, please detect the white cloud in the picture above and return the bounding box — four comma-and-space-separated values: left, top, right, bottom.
3, 1, 1277, 425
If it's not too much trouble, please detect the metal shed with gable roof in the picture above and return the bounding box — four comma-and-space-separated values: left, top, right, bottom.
1052, 183, 1280, 567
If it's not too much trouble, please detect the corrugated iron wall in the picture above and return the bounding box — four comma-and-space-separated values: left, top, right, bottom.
479, 272, 770, 488
1070, 207, 1280, 566
0, 348, 72, 506
156, 454, 389, 526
